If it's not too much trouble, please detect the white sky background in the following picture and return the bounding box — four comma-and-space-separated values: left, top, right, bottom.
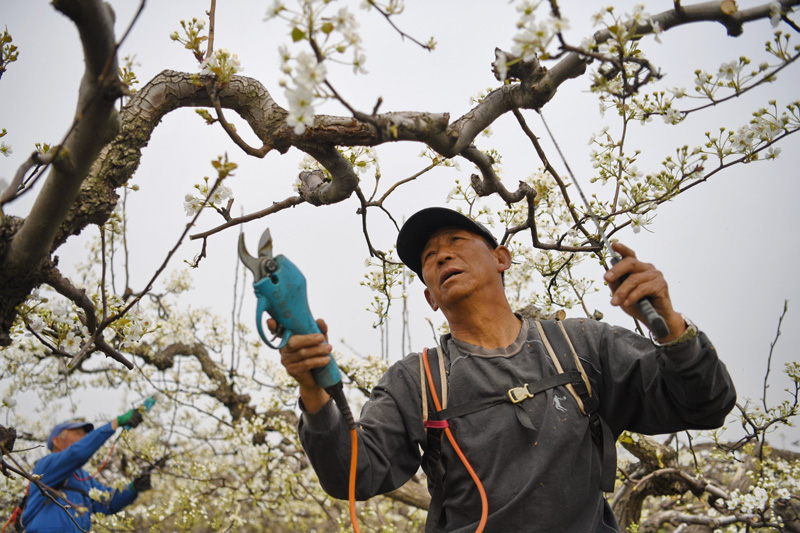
1, 1, 799, 448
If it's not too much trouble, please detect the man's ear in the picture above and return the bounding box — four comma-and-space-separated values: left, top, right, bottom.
494, 245, 512, 273
424, 287, 439, 312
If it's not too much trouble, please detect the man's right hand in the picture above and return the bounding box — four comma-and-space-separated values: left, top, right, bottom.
117, 408, 144, 429
267, 317, 332, 413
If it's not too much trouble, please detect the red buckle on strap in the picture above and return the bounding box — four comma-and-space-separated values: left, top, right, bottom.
424, 420, 449, 429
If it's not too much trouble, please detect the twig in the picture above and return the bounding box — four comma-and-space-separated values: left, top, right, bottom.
365, 1, 433, 51
206, 0, 216, 59
512, 109, 587, 235
668, 52, 800, 116
0, 151, 56, 208
354, 187, 387, 260
374, 162, 438, 205
764, 300, 789, 410
41, 262, 134, 369
189, 195, 304, 241
2, 0, 145, 210
634, 466, 730, 500
207, 84, 271, 157
66, 172, 231, 369
0, 443, 90, 532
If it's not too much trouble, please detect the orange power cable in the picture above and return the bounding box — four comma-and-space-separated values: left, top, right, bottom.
348, 428, 361, 533
422, 348, 488, 532
72, 437, 117, 482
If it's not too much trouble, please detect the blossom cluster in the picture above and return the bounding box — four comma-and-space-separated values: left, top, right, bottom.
702, 100, 798, 164
362, 256, 404, 327
0, 128, 11, 158
170, 18, 208, 63
14, 286, 158, 358
280, 49, 327, 135
726, 457, 800, 523
183, 156, 237, 216
586, 30, 798, 240
183, 178, 234, 216
200, 48, 243, 84
170, 17, 243, 84
508, 0, 569, 66
266, 0, 367, 134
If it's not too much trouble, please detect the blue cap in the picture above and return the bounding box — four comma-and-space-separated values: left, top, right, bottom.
47, 420, 94, 451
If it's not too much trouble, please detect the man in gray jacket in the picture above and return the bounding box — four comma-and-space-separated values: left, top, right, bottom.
277, 207, 736, 532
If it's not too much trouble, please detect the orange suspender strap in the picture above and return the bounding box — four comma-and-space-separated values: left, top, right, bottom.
421, 347, 488, 532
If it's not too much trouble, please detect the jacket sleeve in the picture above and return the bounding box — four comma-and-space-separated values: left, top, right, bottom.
35, 422, 117, 488
87, 477, 138, 515
563, 318, 737, 437
298, 355, 428, 500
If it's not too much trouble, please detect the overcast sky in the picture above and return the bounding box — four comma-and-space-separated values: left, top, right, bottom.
2, 0, 799, 447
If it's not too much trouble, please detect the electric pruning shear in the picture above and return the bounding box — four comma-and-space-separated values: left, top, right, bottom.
239, 228, 360, 531
237, 229, 347, 396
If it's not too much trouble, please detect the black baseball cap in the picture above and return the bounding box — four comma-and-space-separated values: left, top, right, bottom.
396, 207, 498, 282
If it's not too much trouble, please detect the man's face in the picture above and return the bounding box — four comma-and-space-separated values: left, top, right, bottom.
52, 428, 87, 452
421, 227, 506, 311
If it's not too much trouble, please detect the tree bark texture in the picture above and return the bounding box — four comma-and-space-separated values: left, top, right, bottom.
1, 0, 799, 346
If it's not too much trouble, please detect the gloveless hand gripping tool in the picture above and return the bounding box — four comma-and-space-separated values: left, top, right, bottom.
238, 229, 356, 429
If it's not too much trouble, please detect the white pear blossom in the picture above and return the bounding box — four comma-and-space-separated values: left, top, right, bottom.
265, 0, 286, 20
184, 194, 201, 216
663, 107, 683, 125
694, 71, 712, 87
769, 1, 783, 27
766, 146, 782, 159
630, 3, 647, 23
200, 48, 242, 83
28, 315, 44, 333
493, 50, 509, 82
333, 6, 360, 45
286, 86, 315, 135
352, 51, 367, 74
719, 60, 742, 80
630, 213, 647, 233
732, 126, 756, 152
650, 19, 663, 43
209, 183, 233, 205
295, 51, 327, 87
668, 87, 687, 98
61, 331, 81, 351
625, 165, 643, 181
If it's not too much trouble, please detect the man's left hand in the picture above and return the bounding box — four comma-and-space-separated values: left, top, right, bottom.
131, 472, 152, 492
603, 242, 685, 342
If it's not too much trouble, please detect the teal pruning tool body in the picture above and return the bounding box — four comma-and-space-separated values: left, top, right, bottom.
239, 230, 355, 431
142, 396, 156, 411
238, 229, 343, 390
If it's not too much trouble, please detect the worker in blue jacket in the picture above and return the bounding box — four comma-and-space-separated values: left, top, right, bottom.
20, 407, 151, 532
